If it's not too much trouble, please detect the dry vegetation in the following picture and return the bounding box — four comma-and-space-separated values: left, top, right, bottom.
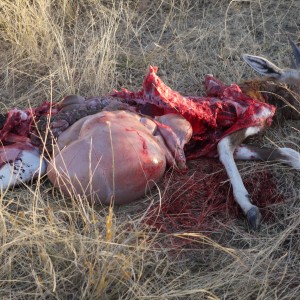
1, 0, 300, 299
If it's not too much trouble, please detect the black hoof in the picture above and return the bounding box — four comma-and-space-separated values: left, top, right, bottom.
246, 206, 262, 229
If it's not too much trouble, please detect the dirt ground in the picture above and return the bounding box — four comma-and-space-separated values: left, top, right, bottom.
1, 0, 300, 299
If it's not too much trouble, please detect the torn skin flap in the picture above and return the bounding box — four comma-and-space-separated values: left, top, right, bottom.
155, 121, 187, 170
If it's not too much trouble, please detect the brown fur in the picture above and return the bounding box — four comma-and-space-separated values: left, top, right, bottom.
240, 78, 300, 121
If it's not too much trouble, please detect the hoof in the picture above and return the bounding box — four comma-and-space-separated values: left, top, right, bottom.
246, 206, 262, 229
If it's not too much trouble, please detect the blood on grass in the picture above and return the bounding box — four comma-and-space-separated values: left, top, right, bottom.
143, 158, 284, 249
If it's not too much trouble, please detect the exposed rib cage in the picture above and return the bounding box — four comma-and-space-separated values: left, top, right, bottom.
113, 66, 275, 157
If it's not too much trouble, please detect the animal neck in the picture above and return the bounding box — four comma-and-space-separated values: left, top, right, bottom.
240, 77, 286, 100
240, 77, 300, 120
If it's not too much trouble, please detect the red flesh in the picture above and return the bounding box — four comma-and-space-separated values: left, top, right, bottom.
112, 66, 276, 158
0, 102, 56, 145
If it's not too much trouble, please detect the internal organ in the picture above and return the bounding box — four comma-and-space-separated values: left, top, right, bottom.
47, 110, 192, 204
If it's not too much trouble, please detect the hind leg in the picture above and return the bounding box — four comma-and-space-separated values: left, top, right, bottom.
235, 144, 300, 169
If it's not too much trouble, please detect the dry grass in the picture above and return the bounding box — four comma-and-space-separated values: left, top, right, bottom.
1, 0, 300, 299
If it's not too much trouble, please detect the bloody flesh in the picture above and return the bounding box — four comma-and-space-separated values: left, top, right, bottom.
0, 66, 282, 235
0, 67, 276, 160
112, 66, 276, 158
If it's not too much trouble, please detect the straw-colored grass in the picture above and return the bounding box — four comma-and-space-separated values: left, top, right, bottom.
1, 0, 300, 299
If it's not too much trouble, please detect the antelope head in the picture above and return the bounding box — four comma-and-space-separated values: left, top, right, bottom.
241, 38, 300, 120
242, 37, 300, 87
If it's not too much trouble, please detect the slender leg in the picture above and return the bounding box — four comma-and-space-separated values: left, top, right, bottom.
217, 127, 262, 228
235, 144, 300, 169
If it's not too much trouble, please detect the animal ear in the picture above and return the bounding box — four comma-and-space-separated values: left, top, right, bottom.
288, 36, 300, 68
242, 54, 283, 78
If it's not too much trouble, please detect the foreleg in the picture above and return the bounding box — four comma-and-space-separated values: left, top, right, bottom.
217, 127, 262, 228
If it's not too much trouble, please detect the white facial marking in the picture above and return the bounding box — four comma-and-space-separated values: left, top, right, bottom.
282, 69, 300, 83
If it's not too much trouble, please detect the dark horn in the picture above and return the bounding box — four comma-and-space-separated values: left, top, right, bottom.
288, 35, 300, 68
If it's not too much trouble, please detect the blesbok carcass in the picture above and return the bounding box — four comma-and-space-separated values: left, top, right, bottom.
1, 40, 300, 229
109, 65, 300, 229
